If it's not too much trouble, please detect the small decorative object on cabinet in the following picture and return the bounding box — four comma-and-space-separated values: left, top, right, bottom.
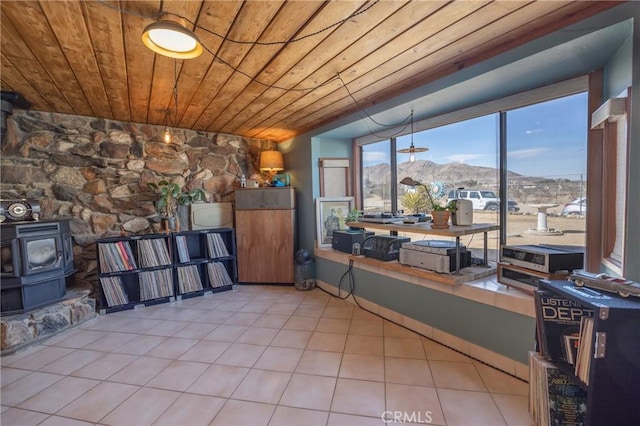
235, 187, 296, 284
530, 279, 640, 425
96, 228, 236, 313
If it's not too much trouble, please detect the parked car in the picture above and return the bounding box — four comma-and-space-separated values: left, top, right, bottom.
562, 198, 587, 217
447, 189, 519, 212
506, 200, 520, 213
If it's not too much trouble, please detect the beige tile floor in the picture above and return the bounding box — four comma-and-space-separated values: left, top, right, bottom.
1, 285, 534, 426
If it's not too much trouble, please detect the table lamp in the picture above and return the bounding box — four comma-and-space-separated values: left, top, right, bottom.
259, 150, 284, 184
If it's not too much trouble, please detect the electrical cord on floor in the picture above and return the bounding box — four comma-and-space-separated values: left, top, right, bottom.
316, 256, 527, 383
322, 259, 355, 300
317, 258, 386, 314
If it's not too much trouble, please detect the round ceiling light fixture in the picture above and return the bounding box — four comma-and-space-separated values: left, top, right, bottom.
142, 16, 203, 59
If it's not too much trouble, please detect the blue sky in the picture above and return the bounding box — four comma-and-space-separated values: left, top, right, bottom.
365, 92, 588, 179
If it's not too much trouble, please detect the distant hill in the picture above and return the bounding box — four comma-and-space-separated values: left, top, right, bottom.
363, 160, 586, 205
364, 160, 521, 190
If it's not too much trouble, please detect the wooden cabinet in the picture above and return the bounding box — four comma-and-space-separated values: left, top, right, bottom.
235, 188, 296, 284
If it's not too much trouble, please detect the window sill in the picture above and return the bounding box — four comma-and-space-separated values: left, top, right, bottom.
314, 247, 535, 319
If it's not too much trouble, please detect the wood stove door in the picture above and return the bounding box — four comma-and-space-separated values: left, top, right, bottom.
19, 233, 63, 276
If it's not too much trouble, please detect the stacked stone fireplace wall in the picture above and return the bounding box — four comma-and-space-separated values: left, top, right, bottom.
0, 110, 276, 300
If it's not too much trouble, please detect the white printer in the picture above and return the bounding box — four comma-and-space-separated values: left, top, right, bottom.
399, 240, 472, 274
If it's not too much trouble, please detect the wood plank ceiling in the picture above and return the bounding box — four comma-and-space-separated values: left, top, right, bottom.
1, 1, 622, 143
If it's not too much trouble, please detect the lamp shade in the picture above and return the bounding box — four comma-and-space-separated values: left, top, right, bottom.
260, 150, 284, 172
142, 18, 203, 59
399, 177, 422, 187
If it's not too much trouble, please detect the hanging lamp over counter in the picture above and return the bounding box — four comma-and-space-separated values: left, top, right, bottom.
397, 110, 428, 162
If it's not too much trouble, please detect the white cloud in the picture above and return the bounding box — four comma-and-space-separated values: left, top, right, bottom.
508, 147, 550, 159
363, 151, 389, 163
445, 154, 486, 163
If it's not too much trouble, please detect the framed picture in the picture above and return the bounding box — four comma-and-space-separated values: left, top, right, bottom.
273, 173, 290, 186
316, 197, 354, 248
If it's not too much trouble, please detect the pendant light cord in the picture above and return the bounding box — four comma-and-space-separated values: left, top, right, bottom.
180, 1, 380, 46
97, 0, 412, 136
96, 0, 378, 45
173, 59, 179, 126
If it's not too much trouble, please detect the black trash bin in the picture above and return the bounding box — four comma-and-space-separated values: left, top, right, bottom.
294, 249, 315, 291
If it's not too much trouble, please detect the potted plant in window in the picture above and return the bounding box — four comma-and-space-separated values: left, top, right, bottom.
424, 182, 452, 229
344, 209, 364, 230
400, 178, 451, 229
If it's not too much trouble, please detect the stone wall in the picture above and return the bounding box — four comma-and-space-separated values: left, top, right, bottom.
1, 290, 96, 354
0, 110, 275, 297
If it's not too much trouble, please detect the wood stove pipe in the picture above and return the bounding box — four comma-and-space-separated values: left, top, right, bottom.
1, 91, 30, 145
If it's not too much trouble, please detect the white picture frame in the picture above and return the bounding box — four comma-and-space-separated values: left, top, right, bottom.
315, 197, 354, 248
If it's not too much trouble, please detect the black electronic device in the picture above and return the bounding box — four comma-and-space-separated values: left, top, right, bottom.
0, 199, 41, 223
533, 280, 640, 425
362, 235, 410, 261
332, 230, 374, 254
500, 244, 584, 273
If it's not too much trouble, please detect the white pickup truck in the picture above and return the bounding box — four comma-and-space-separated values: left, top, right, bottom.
447, 189, 519, 212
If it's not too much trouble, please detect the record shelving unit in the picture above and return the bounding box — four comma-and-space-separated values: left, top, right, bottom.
172, 228, 236, 299
96, 228, 236, 314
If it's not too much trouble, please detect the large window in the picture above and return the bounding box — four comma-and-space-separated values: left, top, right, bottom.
356, 78, 589, 261
396, 114, 499, 217
362, 140, 392, 214
505, 92, 588, 248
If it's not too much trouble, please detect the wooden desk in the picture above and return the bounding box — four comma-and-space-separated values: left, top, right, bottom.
347, 221, 499, 275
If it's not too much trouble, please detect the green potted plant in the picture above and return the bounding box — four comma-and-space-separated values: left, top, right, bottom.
344, 209, 364, 230
148, 180, 206, 231
400, 180, 450, 228
423, 185, 450, 228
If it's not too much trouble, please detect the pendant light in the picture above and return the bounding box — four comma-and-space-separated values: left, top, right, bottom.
142, 15, 203, 59
163, 124, 172, 144
162, 60, 179, 144
397, 110, 428, 162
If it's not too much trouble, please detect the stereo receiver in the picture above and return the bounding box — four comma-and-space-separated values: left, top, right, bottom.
500, 244, 584, 273
497, 262, 570, 294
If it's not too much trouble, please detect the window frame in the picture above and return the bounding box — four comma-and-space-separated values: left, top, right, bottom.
353, 75, 589, 245
591, 87, 630, 275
